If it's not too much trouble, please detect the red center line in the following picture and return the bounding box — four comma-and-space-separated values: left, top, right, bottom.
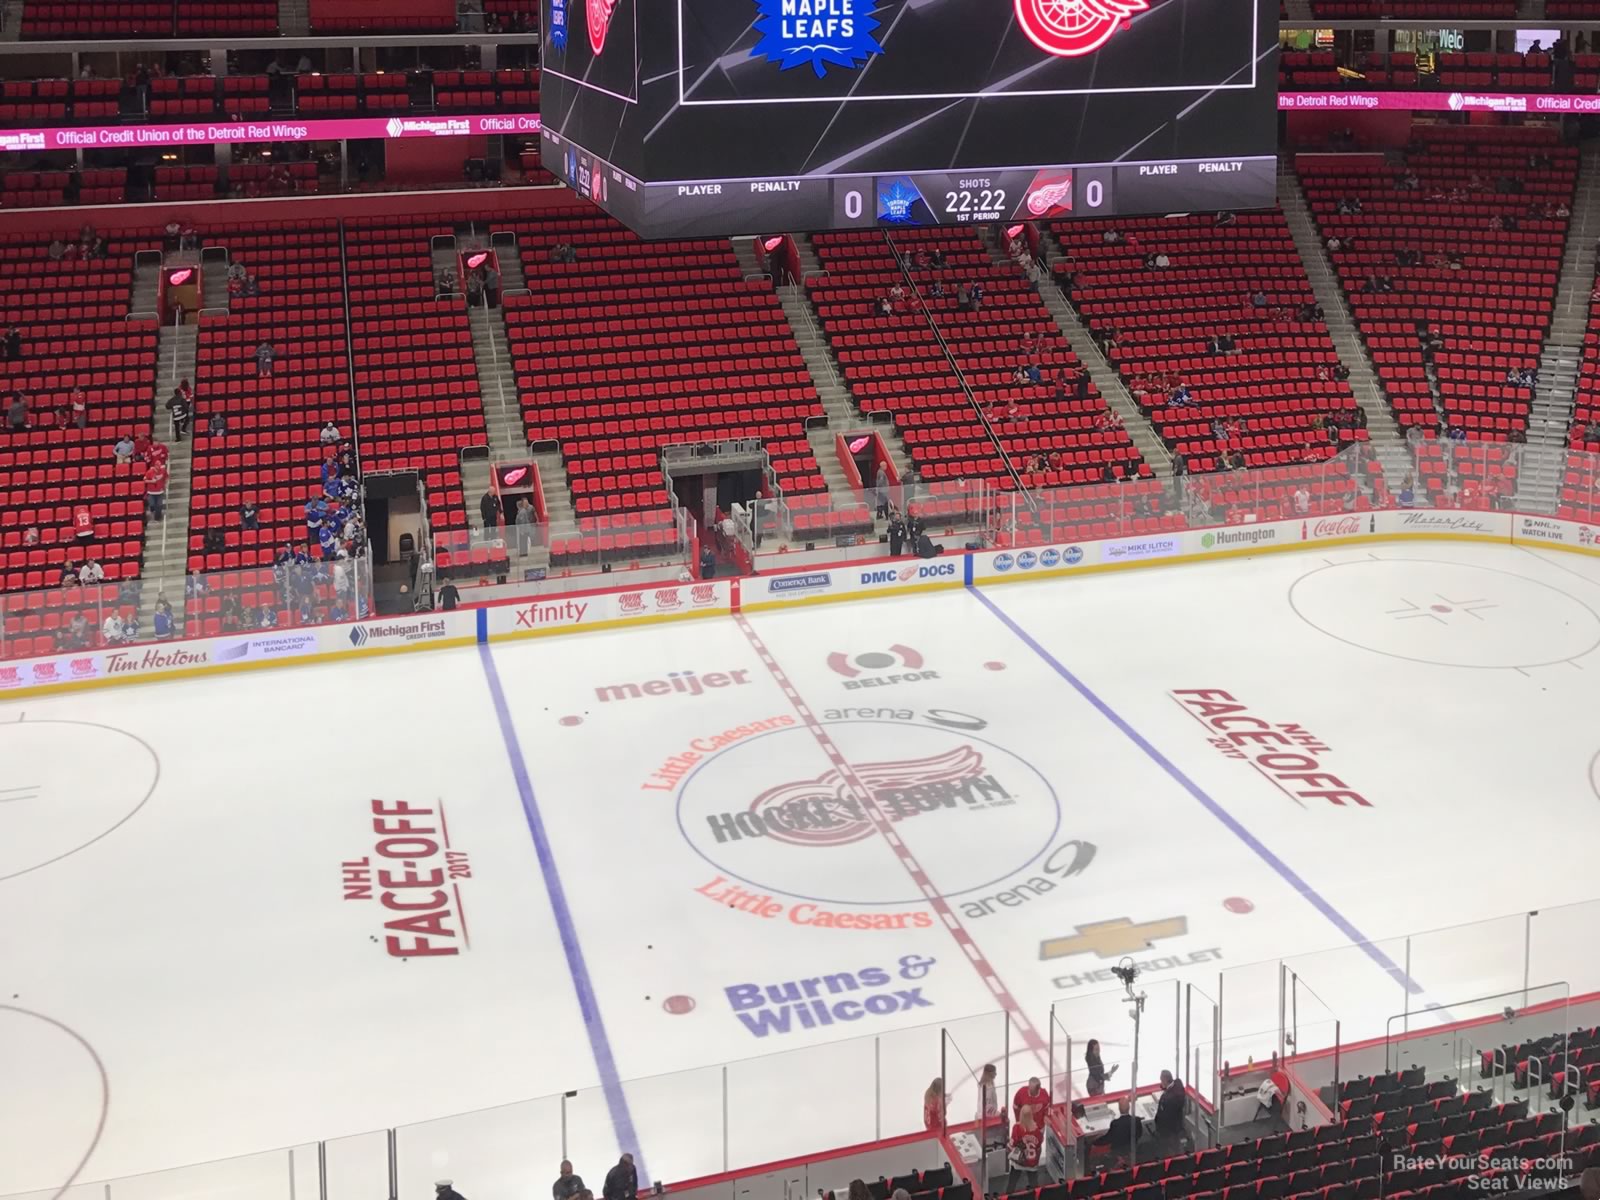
734, 614, 1050, 1064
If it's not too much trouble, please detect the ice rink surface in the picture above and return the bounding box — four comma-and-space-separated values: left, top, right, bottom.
5, 540, 1600, 1198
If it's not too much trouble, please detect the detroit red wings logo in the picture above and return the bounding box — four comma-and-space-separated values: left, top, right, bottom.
748, 747, 989, 847
588, 0, 618, 54
1014, 0, 1148, 58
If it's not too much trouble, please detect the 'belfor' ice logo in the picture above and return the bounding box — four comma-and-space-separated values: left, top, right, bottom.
752, 0, 885, 77
1014, 0, 1148, 58
588, 0, 618, 54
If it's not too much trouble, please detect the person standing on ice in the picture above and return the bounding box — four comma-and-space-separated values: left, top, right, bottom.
603, 1154, 637, 1200
435, 1182, 468, 1200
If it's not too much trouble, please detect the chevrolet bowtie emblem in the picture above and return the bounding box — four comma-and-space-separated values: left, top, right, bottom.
1040, 916, 1188, 961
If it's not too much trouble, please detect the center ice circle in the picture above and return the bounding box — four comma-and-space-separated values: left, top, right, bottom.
676, 720, 1060, 906
1288, 558, 1600, 669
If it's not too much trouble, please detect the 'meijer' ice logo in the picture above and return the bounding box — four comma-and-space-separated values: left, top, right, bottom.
1014, 0, 1149, 58
752, 0, 885, 77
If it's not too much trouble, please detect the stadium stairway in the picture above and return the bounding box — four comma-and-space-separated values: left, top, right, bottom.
278, 0, 309, 35
1519, 142, 1600, 510
129, 257, 161, 317
1279, 164, 1411, 489
776, 236, 914, 516
1031, 228, 1172, 475
135, 317, 196, 635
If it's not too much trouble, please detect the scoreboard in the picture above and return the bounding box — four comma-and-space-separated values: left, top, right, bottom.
539, 0, 1278, 238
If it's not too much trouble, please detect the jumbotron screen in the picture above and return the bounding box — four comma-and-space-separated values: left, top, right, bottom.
539, 0, 1278, 238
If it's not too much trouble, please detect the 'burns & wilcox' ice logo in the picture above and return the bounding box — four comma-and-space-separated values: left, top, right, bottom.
752, 0, 885, 77
705, 746, 1012, 846
1015, 0, 1148, 58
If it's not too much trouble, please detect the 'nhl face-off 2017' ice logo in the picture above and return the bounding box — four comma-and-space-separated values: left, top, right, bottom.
751, 0, 885, 77
1014, 0, 1149, 58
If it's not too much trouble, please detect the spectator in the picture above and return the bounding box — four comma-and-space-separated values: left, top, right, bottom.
1250, 289, 1267, 307
66, 385, 88, 431
102, 610, 125, 645
166, 388, 192, 439
4, 326, 19, 359
153, 593, 174, 638
1006, 1108, 1044, 1193
243, 274, 260, 298
515, 496, 536, 554
435, 1183, 468, 1200
79, 558, 106, 584
48, 238, 69, 261
209, 411, 229, 438
23, 525, 39, 545
872, 462, 891, 518
1013, 1076, 1050, 1127
256, 342, 275, 375
1293, 486, 1311, 515
602, 1155, 636, 1200
258, 604, 278, 629
1102, 229, 1123, 245
65, 614, 90, 652
479, 490, 500, 536
438, 580, 461, 611
554, 1161, 587, 1200
145, 458, 169, 520
7, 391, 28, 432
240, 499, 259, 531
164, 219, 182, 250
970, 282, 985, 310
922, 1077, 945, 1130
1154, 1070, 1188, 1151
976, 1062, 1001, 1148
1104, 1097, 1143, 1162
1214, 210, 1237, 227
321, 420, 341, 443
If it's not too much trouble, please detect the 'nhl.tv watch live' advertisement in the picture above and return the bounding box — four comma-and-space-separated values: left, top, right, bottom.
539, 0, 1277, 237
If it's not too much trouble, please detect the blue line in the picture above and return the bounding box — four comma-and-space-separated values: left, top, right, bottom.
963, 550, 974, 587
968, 585, 1426, 999
476, 606, 488, 643
476, 643, 649, 1178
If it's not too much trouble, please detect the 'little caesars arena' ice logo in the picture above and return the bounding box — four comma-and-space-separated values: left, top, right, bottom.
1014, 0, 1148, 58
726, 954, 936, 1037
706, 747, 1010, 846
751, 0, 885, 77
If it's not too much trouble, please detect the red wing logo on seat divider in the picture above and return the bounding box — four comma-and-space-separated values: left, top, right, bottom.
1014, 0, 1150, 58
588, 0, 619, 55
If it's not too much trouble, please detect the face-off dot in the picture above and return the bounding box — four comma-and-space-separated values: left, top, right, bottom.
984, 661, 1007, 671
559, 716, 583, 727
662, 995, 696, 1015
1223, 896, 1255, 914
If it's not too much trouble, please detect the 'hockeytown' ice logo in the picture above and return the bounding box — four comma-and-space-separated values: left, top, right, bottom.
1014, 0, 1149, 59
751, 0, 886, 77
704, 746, 1012, 847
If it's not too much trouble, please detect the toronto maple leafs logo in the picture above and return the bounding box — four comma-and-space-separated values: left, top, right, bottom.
1013, 0, 1148, 58
549, 0, 567, 50
752, 0, 885, 78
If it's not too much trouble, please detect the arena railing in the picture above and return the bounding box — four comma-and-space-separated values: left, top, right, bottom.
12, 898, 1600, 1200
0, 553, 372, 662
7, 435, 1600, 662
